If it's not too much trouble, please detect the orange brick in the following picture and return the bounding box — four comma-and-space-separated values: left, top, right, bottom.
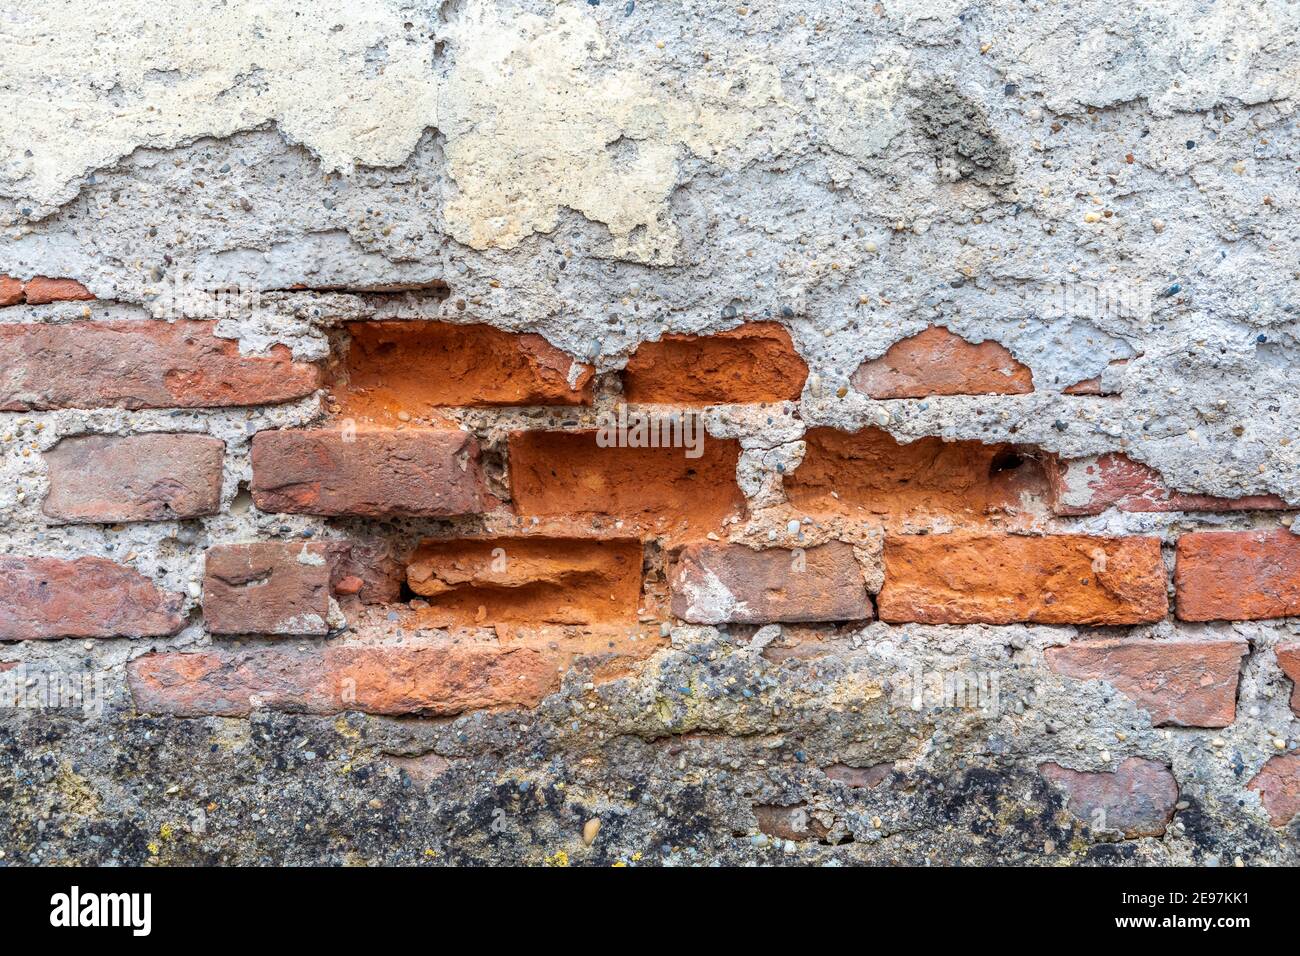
878, 533, 1168, 625
851, 326, 1033, 398
621, 322, 807, 404
1175, 529, 1300, 621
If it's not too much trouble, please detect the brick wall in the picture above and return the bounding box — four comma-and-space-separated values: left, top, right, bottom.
2, 300, 1297, 862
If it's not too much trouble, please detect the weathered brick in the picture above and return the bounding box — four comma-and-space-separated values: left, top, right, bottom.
204, 542, 336, 636
1277, 642, 1300, 718
851, 325, 1033, 399
670, 541, 871, 624
508, 429, 745, 533
1247, 754, 1300, 827
0, 321, 320, 411
406, 537, 642, 626
1039, 757, 1178, 837
337, 321, 593, 418
1046, 637, 1246, 727
128, 634, 654, 717
824, 763, 894, 788
42, 433, 225, 523
753, 804, 830, 842
1049, 452, 1287, 515
251, 427, 488, 517
23, 276, 94, 304
0, 556, 184, 640
784, 427, 1046, 520
878, 533, 1168, 626
0, 275, 22, 306
1175, 529, 1300, 622
621, 322, 808, 404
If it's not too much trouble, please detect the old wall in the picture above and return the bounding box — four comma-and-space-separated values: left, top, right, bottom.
0, 0, 1298, 865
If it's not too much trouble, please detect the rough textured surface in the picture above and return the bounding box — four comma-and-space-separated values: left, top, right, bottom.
0, 321, 320, 411
622, 323, 808, 404
203, 542, 337, 636
1175, 529, 1300, 621
670, 542, 872, 624
1046, 638, 1247, 728
852, 325, 1034, 398
42, 433, 225, 522
878, 534, 1169, 625
0, 556, 184, 640
1246, 754, 1300, 827
251, 427, 487, 517
1, 0, 1298, 868
1039, 758, 1179, 838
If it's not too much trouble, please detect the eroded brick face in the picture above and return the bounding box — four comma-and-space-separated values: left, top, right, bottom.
42, 433, 225, 522
251, 427, 488, 517
204, 542, 336, 636
1046, 637, 1246, 727
336, 321, 593, 417
878, 533, 1169, 626
851, 325, 1034, 399
1049, 452, 1288, 515
1039, 758, 1178, 838
0, 556, 184, 640
621, 322, 808, 404
0, 321, 319, 411
785, 427, 1047, 522
508, 429, 745, 533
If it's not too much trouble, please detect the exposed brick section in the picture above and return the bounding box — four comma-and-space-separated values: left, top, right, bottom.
1048, 452, 1288, 515
784, 427, 1046, 520
42, 433, 225, 523
1039, 758, 1178, 837
128, 634, 655, 717
0, 321, 320, 411
508, 429, 745, 533
0, 556, 184, 640
23, 276, 94, 304
327, 539, 405, 606
1175, 529, 1300, 622
851, 326, 1033, 399
621, 322, 808, 404
337, 321, 593, 419
878, 533, 1168, 626
753, 804, 830, 842
407, 537, 642, 626
0, 275, 22, 306
670, 541, 871, 624
204, 542, 336, 636
1046, 637, 1246, 727
1277, 643, 1300, 718
251, 428, 487, 517
1247, 754, 1300, 827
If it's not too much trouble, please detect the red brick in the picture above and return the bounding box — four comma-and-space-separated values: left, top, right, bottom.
1247, 754, 1300, 826
0, 276, 22, 307
336, 321, 593, 421
251, 427, 487, 517
1039, 757, 1178, 837
204, 542, 336, 636
1276, 642, 1300, 718
508, 429, 745, 534
851, 326, 1033, 399
0, 321, 320, 411
784, 427, 1047, 521
621, 322, 808, 404
1049, 453, 1287, 515
0, 556, 184, 640
406, 537, 643, 626
1175, 529, 1300, 622
824, 763, 894, 788
23, 276, 94, 304
127, 634, 654, 717
670, 542, 871, 624
878, 533, 1168, 626
1046, 637, 1246, 727
42, 433, 225, 523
